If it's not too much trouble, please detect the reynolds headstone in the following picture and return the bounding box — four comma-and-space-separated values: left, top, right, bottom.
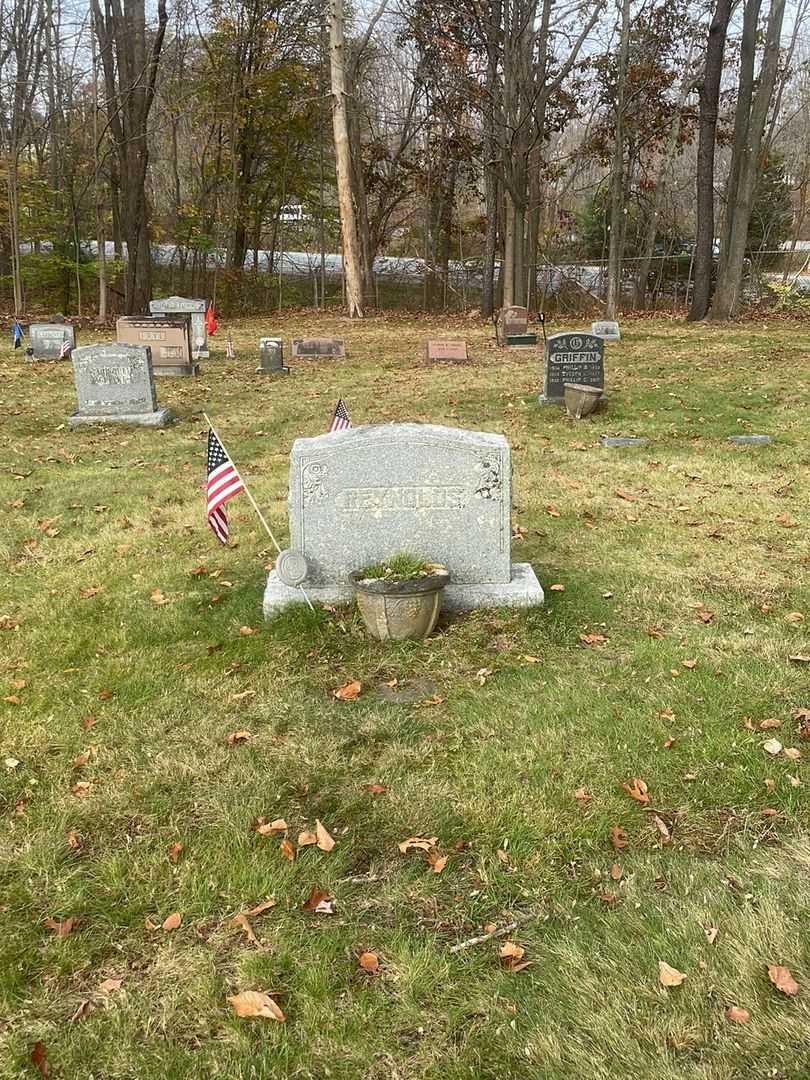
592, 320, 621, 341
290, 337, 346, 359
150, 296, 208, 357
263, 423, 544, 616
29, 323, 77, 360
68, 343, 172, 427
426, 340, 468, 362
498, 305, 529, 341
116, 316, 197, 376
541, 332, 604, 404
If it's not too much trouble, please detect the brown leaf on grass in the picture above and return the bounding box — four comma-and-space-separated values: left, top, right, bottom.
98, 688, 113, 701
652, 815, 671, 844
333, 680, 361, 701
45, 916, 78, 937
768, 965, 799, 996
247, 898, 276, 917
610, 863, 623, 881
302, 885, 334, 913
66, 830, 80, 850
31, 1041, 49, 1079
763, 738, 783, 756
783, 747, 802, 760
228, 913, 259, 946
162, 912, 182, 931
81, 714, 98, 730
71, 781, 93, 797
168, 842, 183, 863
79, 585, 102, 599
574, 787, 592, 803
785, 612, 804, 624
704, 927, 719, 944
580, 633, 608, 646
775, 512, 797, 528
230, 690, 256, 703
150, 589, 170, 605
545, 504, 561, 517
227, 990, 285, 1021
398, 836, 439, 854
662, 737, 675, 749
795, 709, 810, 739
315, 819, 336, 852
297, 830, 317, 847
358, 951, 380, 975
499, 941, 530, 971
697, 608, 714, 624
615, 489, 635, 502
658, 961, 687, 987
518, 654, 542, 663
610, 825, 628, 849
476, 667, 493, 685
427, 852, 448, 874
226, 730, 252, 746
280, 839, 296, 861
759, 718, 782, 730
144, 917, 158, 931
98, 978, 123, 993
725, 1006, 751, 1023
239, 625, 259, 636
72, 749, 92, 768
3, 695, 20, 705
189, 565, 208, 576
363, 783, 387, 795
256, 818, 288, 836
789, 655, 810, 664
549, 583, 565, 592
622, 778, 650, 805
682, 659, 698, 669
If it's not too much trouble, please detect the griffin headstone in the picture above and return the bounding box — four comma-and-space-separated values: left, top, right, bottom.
541, 332, 604, 404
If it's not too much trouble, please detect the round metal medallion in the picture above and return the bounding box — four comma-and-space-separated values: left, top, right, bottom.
275, 549, 309, 587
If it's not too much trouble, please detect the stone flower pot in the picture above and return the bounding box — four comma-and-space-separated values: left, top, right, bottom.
349, 569, 450, 641
564, 382, 603, 419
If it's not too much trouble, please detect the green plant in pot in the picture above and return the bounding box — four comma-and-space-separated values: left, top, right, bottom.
350, 553, 450, 641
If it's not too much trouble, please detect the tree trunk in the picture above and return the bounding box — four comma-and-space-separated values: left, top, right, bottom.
605, 0, 632, 320
328, 0, 364, 317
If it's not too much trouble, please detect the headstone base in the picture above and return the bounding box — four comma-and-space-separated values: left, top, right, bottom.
506, 334, 538, 347
263, 562, 544, 618
539, 393, 608, 407
154, 363, 200, 377
256, 364, 289, 375
69, 408, 174, 429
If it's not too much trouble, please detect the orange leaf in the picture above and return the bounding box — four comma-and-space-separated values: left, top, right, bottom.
247, 898, 276, 917
574, 787, 592, 803
398, 835, 439, 853
302, 885, 334, 913
71, 781, 93, 797
72, 750, 92, 768
580, 633, 607, 646
227, 990, 285, 1021
168, 842, 183, 863
31, 1041, 49, 1079
767, 964, 799, 996
162, 911, 182, 931
44, 916, 78, 937
239, 625, 259, 636
227, 913, 258, 946
256, 818, 287, 836
622, 778, 650, 804
315, 819, 336, 852
358, 951, 380, 974
610, 863, 623, 881
280, 839, 296, 861
682, 659, 698, 669
333, 680, 361, 701
610, 825, 628, 849
150, 589, 170, 605
658, 961, 687, 987
652, 815, 671, 844
363, 783, 387, 795
98, 978, 123, 993
297, 830, 317, 846
226, 730, 252, 746
427, 852, 448, 874
725, 1006, 751, 1023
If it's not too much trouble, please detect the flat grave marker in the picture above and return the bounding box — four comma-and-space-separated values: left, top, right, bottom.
728, 434, 772, 445
116, 316, 198, 376
290, 338, 346, 359
600, 436, 647, 448
426, 340, 468, 362
68, 343, 172, 428
592, 320, 621, 341
541, 332, 604, 404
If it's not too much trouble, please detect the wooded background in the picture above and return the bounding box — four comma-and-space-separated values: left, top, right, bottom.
1, 0, 808, 321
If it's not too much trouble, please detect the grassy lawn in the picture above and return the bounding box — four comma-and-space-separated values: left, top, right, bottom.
1, 312, 809, 1079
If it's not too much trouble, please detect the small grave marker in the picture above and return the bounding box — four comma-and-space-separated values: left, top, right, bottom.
290, 338, 345, 359
257, 337, 288, 375
728, 434, 772, 445
541, 332, 604, 404
600, 436, 647, 448
116, 316, 198, 376
426, 340, 468, 362
68, 343, 172, 427
28, 323, 76, 361
592, 320, 621, 341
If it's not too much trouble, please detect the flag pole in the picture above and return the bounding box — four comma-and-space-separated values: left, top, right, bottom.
203, 412, 315, 613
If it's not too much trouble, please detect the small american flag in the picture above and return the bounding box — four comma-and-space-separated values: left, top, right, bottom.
328, 398, 352, 433
59, 337, 71, 358
225, 335, 235, 359
206, 430, 245, 544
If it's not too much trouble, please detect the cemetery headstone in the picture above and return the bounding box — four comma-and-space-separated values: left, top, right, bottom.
290, 337, 346, 359
68, 343, 172, 428
592, 320, 621, 341
541, 332, 604, 404
263, 422, 544, 616
257, 337, 289, 375
29, 322, 77, 361
498, 305, 528, 338
600, 436, 647, 448
116, 316, 198, 376
426, 340, 468, 362
150, 296, 208, 357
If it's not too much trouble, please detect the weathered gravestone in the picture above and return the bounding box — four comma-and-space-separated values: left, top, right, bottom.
116, 316, 198, 376
257, 337, 288, 375
426, 340, 468, 362
68, 343, 173, 428
150, 296, 208, 357
498, 305, 528, 338
592, 320, 621, 341
263, 423, 544, 616
541, 332, 604, 404
290, 338, 346, 359
29, 323, 77, 360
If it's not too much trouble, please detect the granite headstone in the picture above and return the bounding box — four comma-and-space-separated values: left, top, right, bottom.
592, 320, 621, 341
263, 423, 544, 616
541, 332, 604, 404
68, 343, 172, 427
29, 323, 77, 360
290, 338, 346, 359
257, 337, 288, 374
116, 316, 198, 376
150, 296, 208, 357
426, 340, 468, 362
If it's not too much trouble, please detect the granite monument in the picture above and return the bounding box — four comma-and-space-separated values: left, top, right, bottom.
541, 332, 604, 404
116, 316, 198, 376
68, 343, 172, 427
29, 322, 76, 360
150, 296, 208, 357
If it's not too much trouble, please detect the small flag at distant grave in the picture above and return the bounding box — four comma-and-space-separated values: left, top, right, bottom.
225, 334, 235, 359
206, 303, 218, 336
59, 336, 72, 358
206, 429, 245, 544
328, 398, 352, 433
12, 320, 22, 348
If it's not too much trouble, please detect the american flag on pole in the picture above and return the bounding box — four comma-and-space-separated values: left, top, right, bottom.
59, 336, 71, 358
328, 398, 352, 433
225, 335, 235, 359
206, 430, 245, 544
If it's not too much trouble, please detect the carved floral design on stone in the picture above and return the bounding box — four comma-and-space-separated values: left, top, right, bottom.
302, 461, 328, 505
475, 457, 501, 500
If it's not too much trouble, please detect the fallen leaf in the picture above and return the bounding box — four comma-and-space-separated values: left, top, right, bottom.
427, 852, 448, 874
82, 714, 98, 730
662, 737, 675, 749
227, 990, 285, 1021
230, 690, 256, 703
518, 654, 542, 663
239, 625, 259, 636
280, 838, 296, 861
659, 961, 687, 987
98, 978, 123, 993
725, 1006, 751, 1023
44, 916, 78, 937
363, 783, 387, 795
358, 951, 380, 974
66, 830, 80, 850
297, 830, 317, 846
767, 964, 799, 996
72, 750, 92, 768
783, 747, 802, 760
228, 913, 258, 946
580, 633, 607, 646
763, 738, 783, 756
652, 815, 671, 844
247, 898, 276, 917
31, 1041, 49, 1078
333, 680, 361, 701
704, 927, 719, 944
549, 583, 565, 592
789, 655, 810, 664
162, 912, 182, 931
256, 818, 288, 836
615, 489, 635, 502
499, 940, 530, 971
168, 842, 183, 863
476, 667, 493, 685
3, 695, 20, 705
622, 778, 650, 805
71, 781, 93, 797
775, 512, 796, 528
697, 609, 714, 624
315, 819, 336, 852
79, 585, 102, 599
302, 885, 333, 913
144, 917, 158, 930
574, 787, 592, 803
785, 611, 804, 624
610, 863, 623, 881
545, 504, 561, 517
759, 718, 782, 730
610, 825, 628, 849
398, 836, 439, 854
682, 659, 698, 669
226, 730, 252, 745
70, 1000, 94, 1022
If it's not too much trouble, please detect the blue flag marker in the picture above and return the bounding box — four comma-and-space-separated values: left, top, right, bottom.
12, 320, 22, 348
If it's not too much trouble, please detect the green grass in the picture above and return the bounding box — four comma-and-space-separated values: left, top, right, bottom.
1, 312, 809, 1079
